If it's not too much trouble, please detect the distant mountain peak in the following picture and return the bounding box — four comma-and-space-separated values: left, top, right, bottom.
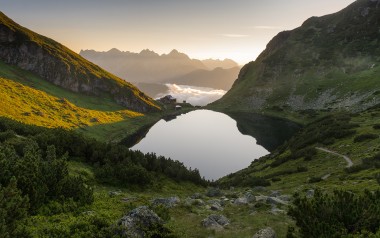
139, 49, 159, 57
166, 49, 189, 59
108, 48, 122, 53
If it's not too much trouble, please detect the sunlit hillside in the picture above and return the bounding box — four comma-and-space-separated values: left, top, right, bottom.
0, 77, 142, 129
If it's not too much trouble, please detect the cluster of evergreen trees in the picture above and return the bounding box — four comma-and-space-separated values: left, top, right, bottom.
0, 117, 207, 237
0, 141, 93, 237
0, 117, 206, 187
288, 189, 380, 237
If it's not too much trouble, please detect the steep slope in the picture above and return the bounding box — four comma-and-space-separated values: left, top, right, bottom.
218, 107, 380, 192
0, 76, 142, 128
0, 12, 159, 112
163, 67, 240, 90
212, 0, 380, 114
80, 48, 207, 83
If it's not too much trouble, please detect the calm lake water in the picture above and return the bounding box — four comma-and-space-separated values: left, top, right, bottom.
131, 110, 297, 180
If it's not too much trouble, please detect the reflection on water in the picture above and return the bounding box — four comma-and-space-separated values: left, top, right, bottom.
225, 112, 301, 151
129, 110, 301, 180
131, 110, 270, 180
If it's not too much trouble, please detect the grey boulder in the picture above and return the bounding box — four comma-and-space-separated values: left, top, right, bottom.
152, 196, 180, 208
119, 206, 164, 238
252, 227, 276, 238
202, 214, 230, 230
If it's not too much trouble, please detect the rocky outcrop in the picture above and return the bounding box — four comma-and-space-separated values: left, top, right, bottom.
118, 206, 164, 238
151, 197, 180, 208
0, 12, 159, 112
206, 187, 223, 197
202, 214, 230, 230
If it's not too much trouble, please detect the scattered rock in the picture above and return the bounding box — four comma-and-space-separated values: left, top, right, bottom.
206, 187, 223, 197
210, 203, 223, 211
234, 197, 249, 205
119, 206, 164, 238
278, 195, 291, 202
269, 191, 281, 197
82, 210, 95, 216
220, 197, 230, 206
202, 214, 230, 230
109, 191, 122, 197
207, 198, 220, 204
185, 198, 202, 207
266, 197, 288, 206
270, 206, 286, 215
152, 197, 180, 208
306, 189, 315, 198
252, 227, 276, 238
245, 192, 256, 203
190, 193, 203, 199
121, 197, 137, 203
255, 195, 269, 202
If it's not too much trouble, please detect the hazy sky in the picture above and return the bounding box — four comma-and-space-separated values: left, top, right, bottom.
0, 0, 354, 64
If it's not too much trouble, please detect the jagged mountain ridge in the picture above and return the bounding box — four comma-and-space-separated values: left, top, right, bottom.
80, 48, 239, 84
212, 0, 380, 114
0, 12, 159, 112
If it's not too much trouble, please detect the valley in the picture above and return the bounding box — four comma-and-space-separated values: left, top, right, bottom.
1, 0, 380, 237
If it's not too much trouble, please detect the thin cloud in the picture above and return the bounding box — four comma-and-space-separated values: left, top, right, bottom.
157, 84, 226, 106
222, 34, 249, 38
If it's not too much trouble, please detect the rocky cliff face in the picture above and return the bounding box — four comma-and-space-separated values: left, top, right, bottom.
0, 12, 159, 112
212, 0, 380, 113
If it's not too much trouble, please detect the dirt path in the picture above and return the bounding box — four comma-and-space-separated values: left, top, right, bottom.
316, 147, 353, 168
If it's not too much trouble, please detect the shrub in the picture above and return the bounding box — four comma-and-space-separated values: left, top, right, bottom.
291, 147, 317, 161
289, 190, 380, 237
0, 178, 30, 238
373, 124, 380, 130
354, 133, 378, 143
308, 176, 322, 183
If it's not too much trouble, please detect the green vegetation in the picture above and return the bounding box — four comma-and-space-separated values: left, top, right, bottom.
0, 60, 195, 142
0, 117, 208, 237
0, 76, 142, 128
0, 12, 159, 112
0, 60, 124, 111
219, 107, 380, 191
288, 190, 380, 237
210, 0, 380, 119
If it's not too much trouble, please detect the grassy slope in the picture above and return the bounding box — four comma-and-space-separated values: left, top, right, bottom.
219, 108, 380, 194
0, 60, 197, 141
0, 12, 159, 111
0, 77, 143, 129
27, 160, 291, 238
210, 0, 380, 118
0, 60, 125, 111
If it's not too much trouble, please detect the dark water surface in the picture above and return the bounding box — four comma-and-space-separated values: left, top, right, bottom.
131, 110, 300, 180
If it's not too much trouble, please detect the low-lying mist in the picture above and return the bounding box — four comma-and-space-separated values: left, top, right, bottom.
157, 84, 226, 106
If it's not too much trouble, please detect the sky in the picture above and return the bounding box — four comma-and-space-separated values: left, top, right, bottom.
0, 0, 354, 65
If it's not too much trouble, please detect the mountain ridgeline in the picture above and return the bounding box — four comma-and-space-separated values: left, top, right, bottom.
80, 49, 240, 90
0, 12, 159, 112
212, 0, 380, 114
